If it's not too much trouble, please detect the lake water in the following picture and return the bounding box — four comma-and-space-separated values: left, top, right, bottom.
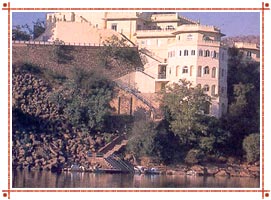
12, 170, 260, 188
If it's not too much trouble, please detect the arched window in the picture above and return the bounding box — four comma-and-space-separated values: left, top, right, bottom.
203, 102, 210, 114
191, 50, 196, 56
211, 85, 216, 96
199, 49, 203, 56
184, 50, 189, 56
176, 66, 180, 76
204, 50, 210, 57
212, 67, 216, 78
204, 66, 210, 74
213, 50, 217, 58
179, 50, 182, 56
190, 66, 193, 76
182, 66, 188, 73
197, 66, 202, 77
203, 84, 209, 92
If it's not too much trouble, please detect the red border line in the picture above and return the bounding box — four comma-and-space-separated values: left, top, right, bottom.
7, 2, 11, 199
1, 7, 270, 11
2, 189, 271, 193
2, 1, 270, 199
261, 2, 265, 199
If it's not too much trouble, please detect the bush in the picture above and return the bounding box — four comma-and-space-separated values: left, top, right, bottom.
184, 149, 204, 165
242, 133, 260, 163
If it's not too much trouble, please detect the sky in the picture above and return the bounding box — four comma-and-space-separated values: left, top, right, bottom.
12, 12, 260, 37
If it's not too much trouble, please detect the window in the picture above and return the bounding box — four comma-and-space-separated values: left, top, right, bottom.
203, 84, 209, 92
202, 102, 210, 114
182, 66, 188, 74
213, 51, 217, 58
199, 49, 203, 56
211, 85, 216, 96
184, 50, 189, 56
156, 39, 161, 47
179, 50, 182, 56
204, 50, 210, 57
204, 66, 210, 74
111, 23, 117, 31
197, 66, 202, 77
191, 50, 195, 55
247, 51, 252, 57
212, 67, 216, 78
187, 34, 193, 40
190, 66, 193, 76
176, 66, 180, 76
178, 35, 181, 40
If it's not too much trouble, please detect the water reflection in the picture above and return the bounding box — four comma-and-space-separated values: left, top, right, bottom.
12, 170, 260, 188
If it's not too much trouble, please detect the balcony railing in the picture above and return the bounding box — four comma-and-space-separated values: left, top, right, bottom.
158, 73, 166, 79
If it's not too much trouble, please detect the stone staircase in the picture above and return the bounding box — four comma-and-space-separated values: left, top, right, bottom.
114, 80, 161, 120
94, 134, 134, 173
105, 154, 134, 173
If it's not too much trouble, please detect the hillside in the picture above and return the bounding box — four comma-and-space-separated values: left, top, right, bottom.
222, 35, 260, 46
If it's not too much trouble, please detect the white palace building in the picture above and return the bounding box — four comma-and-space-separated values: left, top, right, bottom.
40, 12, 229, 118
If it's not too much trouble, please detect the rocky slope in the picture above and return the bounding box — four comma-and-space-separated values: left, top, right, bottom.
12, 67, 118, 171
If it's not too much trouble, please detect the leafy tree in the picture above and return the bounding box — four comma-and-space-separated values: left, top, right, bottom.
50, 68, 114, 132
127, 120, 157, 158
12, 19, 45, 41
222, 47, 260, 157
161, 79, 211, 145
100, 35, 142, 71
242, 133, 260, 163
153, 120, 184, 164
23, 19, 46, 40
51, 39, 74, 64
159, 80, 231, 163
12, 25, 31, 41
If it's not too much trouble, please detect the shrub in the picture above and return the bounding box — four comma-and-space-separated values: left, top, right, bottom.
242, 133, 260, 163
184, 149, 204, 165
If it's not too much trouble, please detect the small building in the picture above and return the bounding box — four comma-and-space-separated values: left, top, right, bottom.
234, 42, 260, 62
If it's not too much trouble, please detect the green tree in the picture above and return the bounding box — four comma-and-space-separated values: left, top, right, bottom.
50, 68, 114, 132
12, 19, 46, 41
242, 133, 260, 163
100, 35, 142, 71
12, 25, 31, 41
23, 19, 46, 39
160, 80, 230, 163
161, 79, 211, 145
51, 39, 74, 64
127, 120, 157, 158
222, 47, 260, 157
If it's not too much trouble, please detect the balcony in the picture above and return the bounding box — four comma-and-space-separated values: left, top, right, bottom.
158, 73, 167, 79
